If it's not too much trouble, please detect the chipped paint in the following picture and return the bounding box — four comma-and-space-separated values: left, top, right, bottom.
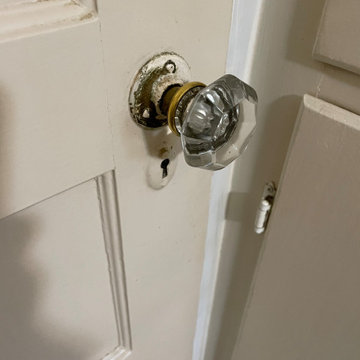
0, 0, 97, 42
129, 52, 191, 129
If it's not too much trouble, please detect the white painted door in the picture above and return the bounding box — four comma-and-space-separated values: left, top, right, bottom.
0, 1, 232, 359
233, 94, 360, 360
228, 1, 360, 359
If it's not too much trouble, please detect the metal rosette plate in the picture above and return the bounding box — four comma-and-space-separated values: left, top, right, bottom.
128, 52, 191, 129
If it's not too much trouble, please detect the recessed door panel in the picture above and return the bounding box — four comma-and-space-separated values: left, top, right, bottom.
0, 178, 120, 359
313, 0, 360, 75
0, 1, 113, 219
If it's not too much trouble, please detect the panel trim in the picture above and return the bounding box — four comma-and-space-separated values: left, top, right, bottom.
313, 0, 360, 76
0, 0, 97, 42
193, 1, 264, 360
96, 171, 132, 357
102, 347, 131, 360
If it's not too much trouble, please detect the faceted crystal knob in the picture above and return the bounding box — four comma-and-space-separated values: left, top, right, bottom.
180, 74, 257, 170
128, 53, 257, 171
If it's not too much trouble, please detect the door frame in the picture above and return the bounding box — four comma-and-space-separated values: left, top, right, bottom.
193, 1, 264, 359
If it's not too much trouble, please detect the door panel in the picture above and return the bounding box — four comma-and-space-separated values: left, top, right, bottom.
0, 0, 233, 359
96, 1, 232, 360
313, 0, 360, 75
316, 65, 360, 116
0, 0, 95, 41
0, 177, 120, 360
233, 95, 360, 360
313, 0, 360, 117
0, 2, 113, 218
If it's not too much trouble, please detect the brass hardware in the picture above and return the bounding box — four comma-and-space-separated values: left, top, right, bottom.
128, 52, 205, 134
166, 82, 206, 136
129, 53, 258, 171
160, 85, 181, 116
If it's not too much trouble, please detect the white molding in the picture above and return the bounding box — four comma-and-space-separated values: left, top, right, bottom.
192, 166, 233, 360
102, 346, 131, 360
0, 0, 96, 42
226, 0, 263, 83
192, 1, 264, 360
97, 171, 132, 356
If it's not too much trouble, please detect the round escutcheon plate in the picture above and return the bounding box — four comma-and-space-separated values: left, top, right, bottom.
128, 52, 191, 129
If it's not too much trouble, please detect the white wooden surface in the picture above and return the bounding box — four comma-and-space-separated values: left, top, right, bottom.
0, 0, 95, 41
313, 0, 360, 75
209, 1, 360, 360
96, 2, 232, 360
0, 179, 118, 359
0, 0, 233, 359
205, 1, 327, 359
0, 7, 113, 218
317, 65, 360, 116
194, 1, 264, 359
233, 95, 360, 360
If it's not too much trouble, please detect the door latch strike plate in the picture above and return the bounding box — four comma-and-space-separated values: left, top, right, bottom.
254, 182, 276, 234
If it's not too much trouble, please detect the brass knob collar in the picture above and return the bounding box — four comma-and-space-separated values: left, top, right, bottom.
167, 82, 206, 136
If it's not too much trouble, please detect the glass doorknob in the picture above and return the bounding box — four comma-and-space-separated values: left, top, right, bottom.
129, 53, 257, 170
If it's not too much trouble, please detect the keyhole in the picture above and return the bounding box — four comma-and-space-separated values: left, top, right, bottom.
160, 158, 170, 178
